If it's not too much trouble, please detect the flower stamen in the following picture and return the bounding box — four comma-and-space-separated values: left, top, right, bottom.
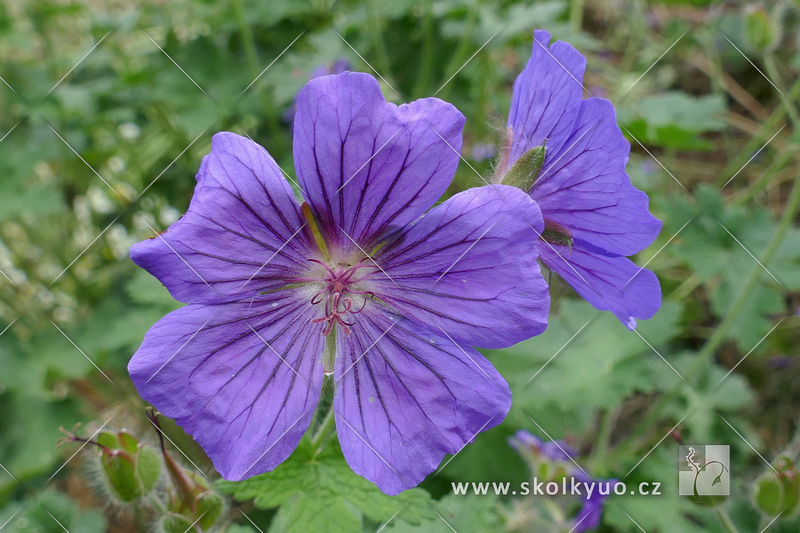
304, 258, 379, 336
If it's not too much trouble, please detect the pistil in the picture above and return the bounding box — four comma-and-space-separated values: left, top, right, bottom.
304, 258, 378, 336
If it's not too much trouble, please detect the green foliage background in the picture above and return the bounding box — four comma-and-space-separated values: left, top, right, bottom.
0, 0, 799, 531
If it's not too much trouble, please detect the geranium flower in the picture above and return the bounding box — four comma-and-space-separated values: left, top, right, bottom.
128, 72, 550, 495
495, 30, 662, 329
509, 430, 615, 532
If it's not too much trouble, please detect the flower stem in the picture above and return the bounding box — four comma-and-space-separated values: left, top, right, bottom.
543, 497, 565, 525
715, 74, 800, 188
570, 0, 584, 33
367, 0, 394, 91
592, 407, 618, 475
715, 507, 741, 533
764, 51, 800, 128
413, 0, 435, 98
232, 0, 285, 152
438, 8, 476, 102
311, 403, 337, 457
688, 163, 800, 377
617, 163, 800, 458
731, 147, 794, 206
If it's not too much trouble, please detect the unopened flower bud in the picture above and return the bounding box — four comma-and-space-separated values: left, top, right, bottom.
194, 490, 225, 530
744, 5, 774, 50
541, 219, 573, 250
500, 143, 546, 193
753, 455, 800, 517
160, 512, 194, 533
137, 446, 161, 495
87, 429, 161, 503
101, 449, 142, 502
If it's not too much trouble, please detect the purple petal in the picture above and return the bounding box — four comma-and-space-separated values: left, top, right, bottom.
333, 308, 510, 495
509, 430, 577, 462
532, 98, 661, 256
130, 132, 315, 305
375, 184, 549, 348
504, 30, 586, 172
127, 294, 325, 480
537, 240, 661, 328
574, 479, 615, 532
293, 72, 465, 252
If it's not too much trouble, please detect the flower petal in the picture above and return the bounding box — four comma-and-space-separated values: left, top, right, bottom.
505, 29, 586, 171
131, 132, 314, 305
532, 98, 661, 256
293, 72, 465, 251
127, 293, 325, 480
374, 184, 549, 348
333, 308, 510, 495
537, 239, 661, 328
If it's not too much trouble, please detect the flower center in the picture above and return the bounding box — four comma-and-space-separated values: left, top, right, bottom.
305, 258, 378, 336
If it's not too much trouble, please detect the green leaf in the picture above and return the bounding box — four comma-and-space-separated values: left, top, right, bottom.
195, 491, 225, 530
269, 493, 360, 533
663, 185, 799, 348
0, 489, 107, 533
216, 439, 434, 533
493, 299, 682, 426
620, 92, 726, 149
125, 269, 184, 308
0, 392, 83, 494
385, 493, 501, 532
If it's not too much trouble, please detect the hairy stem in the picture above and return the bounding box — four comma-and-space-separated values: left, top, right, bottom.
715, 507, 741, 533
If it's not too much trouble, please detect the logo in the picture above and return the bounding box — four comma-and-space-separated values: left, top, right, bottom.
678, 445, 730, 500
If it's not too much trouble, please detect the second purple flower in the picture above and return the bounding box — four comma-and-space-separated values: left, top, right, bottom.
495, 30, 662, 330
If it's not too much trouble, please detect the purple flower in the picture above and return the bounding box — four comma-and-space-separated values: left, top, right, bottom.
510, 430, 614, 532
495, 30, 662, 329
128, 72, 550, 495
573, 480, 615, 533
508, 429, 576, 462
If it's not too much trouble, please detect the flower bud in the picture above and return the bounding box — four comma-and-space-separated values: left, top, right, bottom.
500, 143, 546, 193
118, 430, 140, 454
753, 455, 800, 517
137, 446, 161, 495
541, 219, 573, 250
195, 491, 225, 530
96, 430, 121, 449
160, 512, 194, 533
744, 5, 774, 50
94, 429, 161, 503
101, 449, 141, 502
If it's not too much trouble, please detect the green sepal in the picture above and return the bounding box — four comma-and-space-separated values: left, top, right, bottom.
117, 430, 139, 454
541, 219, 574, 251
500, 143, 546, 192
101, 450, 141, 502
745, 7, 773, 50
753, 455, 800, 517
754, 472, 785, 517
96, 431, 120, 450
137, 446, 161, 495
160, 513, 194, 533
195, 491, 225, 530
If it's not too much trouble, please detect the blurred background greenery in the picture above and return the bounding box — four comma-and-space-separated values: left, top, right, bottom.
0, 0, 799, 531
